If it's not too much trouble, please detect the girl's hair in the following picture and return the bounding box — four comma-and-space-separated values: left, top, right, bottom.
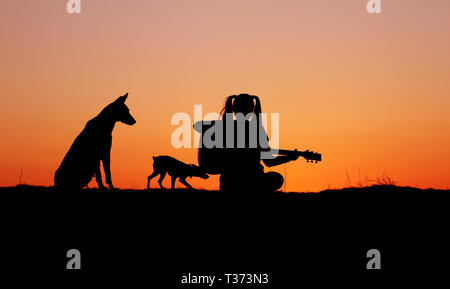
220, 94, 262, 118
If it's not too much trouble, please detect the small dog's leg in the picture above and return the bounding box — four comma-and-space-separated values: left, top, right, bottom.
147, 171, 159, 189
171, 176, 177, 189
179, 177, 194, 190
158, 170, 167, 189
94, 165, 106, 190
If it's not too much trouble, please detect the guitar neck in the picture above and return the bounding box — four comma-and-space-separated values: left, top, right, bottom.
276, 149, 301, 155
275, 148, 322, 162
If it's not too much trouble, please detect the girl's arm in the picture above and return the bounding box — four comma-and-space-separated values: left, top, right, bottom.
262, 154, 298, 167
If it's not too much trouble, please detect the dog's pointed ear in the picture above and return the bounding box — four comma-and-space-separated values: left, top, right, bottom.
121, 92, 129, 102
115, 93, 128, 103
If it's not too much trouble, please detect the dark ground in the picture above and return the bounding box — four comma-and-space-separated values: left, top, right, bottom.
0, 185, 449, 286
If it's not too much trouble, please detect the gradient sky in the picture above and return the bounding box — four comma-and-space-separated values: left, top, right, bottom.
0, 0, 449, 191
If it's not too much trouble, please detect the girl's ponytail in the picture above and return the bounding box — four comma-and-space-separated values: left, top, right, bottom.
253, 95, 262, 115
220, 95, 236, 118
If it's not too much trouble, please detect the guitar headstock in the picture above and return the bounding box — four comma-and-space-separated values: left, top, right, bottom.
299, 150, 322, 163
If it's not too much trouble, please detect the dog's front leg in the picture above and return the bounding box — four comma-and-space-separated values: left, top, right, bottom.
102, 148, 115, 190
94, 164, 106, 190
179, 177, 194, 190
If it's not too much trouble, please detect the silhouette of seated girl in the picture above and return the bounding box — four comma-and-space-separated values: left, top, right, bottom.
195, 94, 298, 192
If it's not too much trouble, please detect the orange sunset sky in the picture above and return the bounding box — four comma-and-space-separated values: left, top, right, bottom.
0, 0, 449, 191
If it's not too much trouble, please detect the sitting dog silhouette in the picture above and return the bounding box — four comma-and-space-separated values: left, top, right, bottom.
54, 93, 136, 190
147, 156, 209, 190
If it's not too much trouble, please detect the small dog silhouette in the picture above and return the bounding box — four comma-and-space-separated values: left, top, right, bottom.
54, 93, 136, 190
147, 156, 209, 190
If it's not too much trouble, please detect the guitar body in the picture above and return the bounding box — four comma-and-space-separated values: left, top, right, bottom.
197, 146, 226, 175
195, 120, 266, 175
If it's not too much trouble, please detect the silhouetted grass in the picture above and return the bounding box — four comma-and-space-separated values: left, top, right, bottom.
2, 184, 447, 199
